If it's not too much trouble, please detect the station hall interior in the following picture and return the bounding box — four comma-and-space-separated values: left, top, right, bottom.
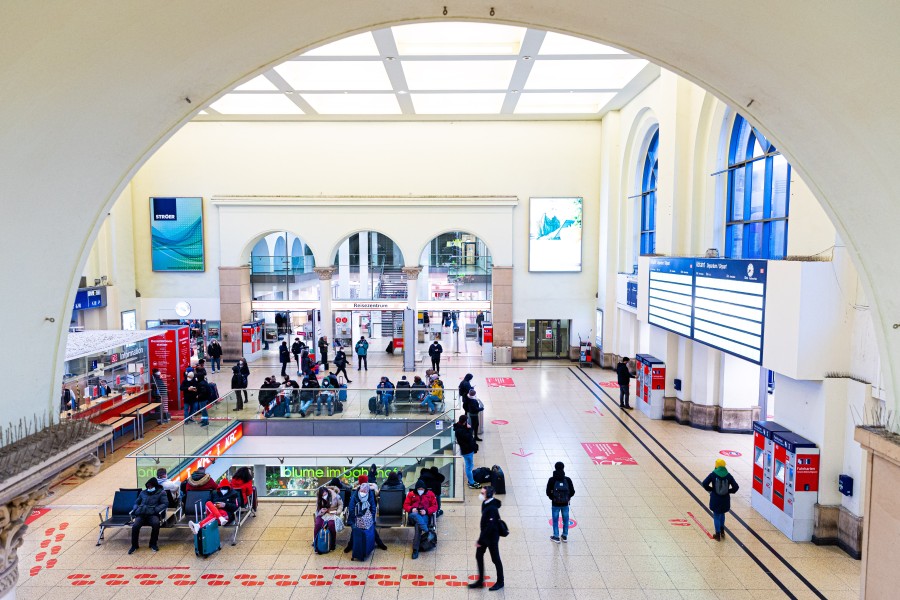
3, 3, 900, 600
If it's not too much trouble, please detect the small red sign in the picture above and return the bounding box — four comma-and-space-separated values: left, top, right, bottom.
486, 377, 515, 388
719, 450, 742, 458
512, 367, 524, 371
581, 442, 637, 465
548, 517, 577, 529
25, 508, 50, 525
490, 420, 509, 426
598, 381, 620, 388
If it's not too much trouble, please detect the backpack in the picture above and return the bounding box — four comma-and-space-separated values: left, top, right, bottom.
497, 519, 509, 537
314, 527, 331, 554
551, 479, 570, 504
714, 476, 730, 496
418, 529, 437, 552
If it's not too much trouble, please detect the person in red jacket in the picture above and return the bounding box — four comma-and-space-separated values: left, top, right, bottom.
183, 467, 218, 493
230, 466, 257, 511
403, 479, 438, 559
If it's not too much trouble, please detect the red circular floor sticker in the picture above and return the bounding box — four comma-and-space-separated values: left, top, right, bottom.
548, 517, 577, 529
719, 450, 742, 457
490, 420, 509, 425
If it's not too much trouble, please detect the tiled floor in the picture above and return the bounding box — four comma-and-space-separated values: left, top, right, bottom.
19, 360, 861, 599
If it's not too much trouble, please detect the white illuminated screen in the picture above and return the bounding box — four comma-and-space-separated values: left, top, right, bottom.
529, 197, 583, 272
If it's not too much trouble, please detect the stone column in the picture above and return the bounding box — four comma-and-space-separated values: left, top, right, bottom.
491, 266, 513, 347
219, 266, 251, 360
314, 267, 337, 343
401, 266, 422, 371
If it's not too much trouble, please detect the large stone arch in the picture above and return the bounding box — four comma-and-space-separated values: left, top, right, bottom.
3, 2, 900, 433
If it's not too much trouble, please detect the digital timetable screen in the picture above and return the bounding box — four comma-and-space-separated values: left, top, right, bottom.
648, 257, 767, 364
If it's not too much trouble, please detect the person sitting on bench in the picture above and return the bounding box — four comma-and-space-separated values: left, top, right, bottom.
189, 479, 241, 533
403, 479, 438, 559
128, 478, 168, 555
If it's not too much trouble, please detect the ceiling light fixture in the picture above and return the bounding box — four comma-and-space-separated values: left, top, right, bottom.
522, 55, 532, 60
386, 56, 396, 61
398, 90, 408, 94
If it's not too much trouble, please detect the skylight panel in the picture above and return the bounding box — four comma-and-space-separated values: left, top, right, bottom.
209, 93, 303, 115
402, 60, 516, 90
301, 93, 402, 114
301, 32, 381, 56
411, 93, 506, 114
274, 61, 393, 90
538, 32, 627, 55
514, 92, 617, 114
393, 22, 526, 55
524, 59, 648, 90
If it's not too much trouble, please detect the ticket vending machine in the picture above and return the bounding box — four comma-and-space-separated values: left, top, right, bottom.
751, 421, 791, 503
241, 319, 264, 362
634, 354, 665, 419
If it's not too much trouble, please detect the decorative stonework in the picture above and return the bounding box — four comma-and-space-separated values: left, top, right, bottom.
313, 267, 338, 280
0, 487, 49, 596
0, 558, 19, 599
401, 266, 423, 281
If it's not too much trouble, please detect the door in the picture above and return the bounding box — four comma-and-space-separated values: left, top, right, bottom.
528, 319, 570, 358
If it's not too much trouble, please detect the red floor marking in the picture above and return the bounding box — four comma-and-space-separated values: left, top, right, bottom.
344, 580, 365, 586
268, 574, 290, 580
412, 580, 435, 587
598, 381, 620, 388
102, 574, 125, 579
59, 522, 68, 530
44, 528, 55, 536
301, 574, 325, 580
35, 552, 46, 562
490, 420, 509, 425
234, 574, 256, 580
334, 574, 357, 580
719, 450, 742, 457
25, 508, 51, 525
378, 580, 400, 586
668, 519, 691, 527
118, 566, 191, 570
168, 574, 191, 579
486, 377, 515, 388
29, 566, 42, 577
40, 540, 50, 548
46, 559, 57, 569
68, 574, 92, 580
548, 517, 578, 529
50, 546, 61, 555
134, 574, 157, 579
55, 533, 65, 542
173, 580, 197, 586
581, 441, 638, 465
512, 448, 533, 457
687, 511, 714, 539
368, 574, 390, 580
309, 580, 331, 586
323, 566, 396, 570
71, 580, 95, 586
433, 575, 453, 580
140, 580, 163, 586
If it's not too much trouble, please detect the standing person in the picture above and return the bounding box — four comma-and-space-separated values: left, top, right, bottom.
333, 347, 352, 383
180, 372, 199, 423
207, 339, 222, 373
468, 486, 504, 591
279, 341, 291, 377
355, 336, 369, 371
291, 337, 305, 373
300, 347, 311, 377
459, 373, 474, 402
194, 359, 208, 382
428, 339, 443, 373
194, 373, 211, 427
318, 336, 330, 370
702, 458, 739, 540
616, 356, 633, 409
422, 311, 430, 330
454, 415, 481, 489
464, 388, 484, 442
231, 359, 249, 410
403, 479, 438, 559
150, 368, 169, 424
475, 311, 485, 345
128, 478, 168, 554
546, 461, 575, 543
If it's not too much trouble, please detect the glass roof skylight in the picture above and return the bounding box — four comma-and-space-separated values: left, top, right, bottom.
199, 23, 658, 119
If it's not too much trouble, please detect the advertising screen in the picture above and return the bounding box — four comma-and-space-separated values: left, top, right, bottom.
150, 197, 204, 271
529, 197, 583, 272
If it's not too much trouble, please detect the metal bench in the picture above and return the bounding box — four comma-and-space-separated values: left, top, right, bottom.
96, 489, 144, 545
175, 488, 255, 546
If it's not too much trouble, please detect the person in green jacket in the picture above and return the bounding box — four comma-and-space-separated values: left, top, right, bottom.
355, 336, 369, 371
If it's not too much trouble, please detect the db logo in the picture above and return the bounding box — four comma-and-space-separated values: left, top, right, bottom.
109, 353, 119, 363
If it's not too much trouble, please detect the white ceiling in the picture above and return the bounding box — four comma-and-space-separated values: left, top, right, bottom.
201, 24, 658, 120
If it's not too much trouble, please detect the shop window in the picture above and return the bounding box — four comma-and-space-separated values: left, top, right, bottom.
725, 115, 791, 259
639, 129, 659, 256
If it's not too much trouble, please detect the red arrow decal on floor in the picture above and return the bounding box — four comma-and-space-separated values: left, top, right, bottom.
512, 448, 533, 457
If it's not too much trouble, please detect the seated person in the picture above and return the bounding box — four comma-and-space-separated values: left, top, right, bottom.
155, 467, 180, 505
419, 466, 446, 516
411, 376, 428, 402
207, 479, 241, 525
380, 470, 405, 495
313, 484, 345, 551
128, 478, 168, 555
403, 479, 438, 559
230, 466, 257, 511
182, 466, 218, 495
396, 375, 411, 401
317, 378, 335, 416
344, 475, 388, 552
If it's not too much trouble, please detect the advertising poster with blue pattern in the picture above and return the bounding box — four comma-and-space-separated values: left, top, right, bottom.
150, 197, 204, 271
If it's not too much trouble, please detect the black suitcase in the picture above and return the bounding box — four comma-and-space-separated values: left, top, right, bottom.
472, 467, 492, 484
490, 465, 506, 494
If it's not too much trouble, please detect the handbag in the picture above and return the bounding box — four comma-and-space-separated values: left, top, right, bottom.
497, 519, 509, 537
333, 516, 345, 533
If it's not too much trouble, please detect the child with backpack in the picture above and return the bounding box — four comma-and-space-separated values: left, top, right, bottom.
545, 461, 575, 543
701, 458, 739, 540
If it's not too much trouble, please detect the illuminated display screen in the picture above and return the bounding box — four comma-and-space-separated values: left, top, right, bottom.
150, 197, 205, 272
528, 197, 583, 272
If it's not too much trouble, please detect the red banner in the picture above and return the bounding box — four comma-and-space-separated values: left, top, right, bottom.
581, 442, 637, 465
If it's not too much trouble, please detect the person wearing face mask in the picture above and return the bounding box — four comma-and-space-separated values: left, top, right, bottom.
231, 359, 250, 411
128, 478, 168, 555
347, 475, 378, 561
313, 484, 344, 552
183, 466, 218, 493
180, 371, 199, 423
469, 486, 504, 591
403, 479, 438, 559
188, 480, 238, 536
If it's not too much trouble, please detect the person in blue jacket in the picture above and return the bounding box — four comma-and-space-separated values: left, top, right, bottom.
355, 336, 369, 371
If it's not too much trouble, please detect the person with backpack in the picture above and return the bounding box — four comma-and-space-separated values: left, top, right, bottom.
333, 346, 352, 383
355, 336, 369, 371
454, 415, 481, 489
468, 485, 504, 591
702, 458, 739, 540
428, 339, 443, 373
616, 356, 633, 409
207, 339, 223, 373
546, 461, 575, 543
403, 479, 438, 560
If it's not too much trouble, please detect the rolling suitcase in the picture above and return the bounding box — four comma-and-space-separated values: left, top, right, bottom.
490, 465, 506, 494
368, 396, 379, 414
194, 519, 221, 557
314, 526, 332, 554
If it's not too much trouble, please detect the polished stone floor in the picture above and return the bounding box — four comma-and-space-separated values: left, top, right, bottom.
18, 358, 860, 600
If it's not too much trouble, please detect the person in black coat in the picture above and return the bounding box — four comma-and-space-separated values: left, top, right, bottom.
231, 359, 249, 410
702, 458, 739, 540
458, 373, 474, 401
545, 461, 575, 542
206, 339, 223, 373
463, 389, 483, 442
291, 338, 305, 372
469, 486, 503, 591
454, 415, 480, 489
318, 336, 330, 370
616, 356, 633, 409
129, 478, 169, 554
428, 340, 443, 372
333, 347, 351, 383
279, 341, 291, 376
419, 466, 446, 516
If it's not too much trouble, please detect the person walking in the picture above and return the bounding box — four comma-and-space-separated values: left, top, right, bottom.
318, 336, 330, 370
616, 356, 633, 409
207, 339, 222, 373
150, 368, 169, 424
355, 336, 369, 371
428, 339, 443, 373
279, 341, 291, 377
476, 311, 485, 345
468, 486, 504, 591
459, 373, 474, 402
231, 359, 249, 410
454, 415, 481, 489
546, 461, 575, 543
702, 458, 739, 540
333, 347, 352, 383
464, 388, 484, 442
291, 337, 305, 373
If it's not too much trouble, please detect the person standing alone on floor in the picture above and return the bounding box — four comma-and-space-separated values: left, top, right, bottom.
355, 336, 369, 371
702, 458, 739, 540
468, 485, 504, 591
279, 341, 291, 377
428, 339, 443, 373
546, 461, 575, 543
616, 356, 633, 409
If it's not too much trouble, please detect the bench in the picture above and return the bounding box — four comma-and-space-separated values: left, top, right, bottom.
374, 488, 436, 531
176, 488, 255, 546
96, 489, 164, 545
100, 416, 136, 451
122, 402, 161, 438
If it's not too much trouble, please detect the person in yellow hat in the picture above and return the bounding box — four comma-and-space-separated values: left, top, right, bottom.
702, 458, 739, 540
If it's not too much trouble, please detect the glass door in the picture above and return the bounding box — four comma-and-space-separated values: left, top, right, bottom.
528, 319, 571, 358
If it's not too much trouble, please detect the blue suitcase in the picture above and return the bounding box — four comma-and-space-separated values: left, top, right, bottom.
194, 519, 221, 557
314, 526, 332, 554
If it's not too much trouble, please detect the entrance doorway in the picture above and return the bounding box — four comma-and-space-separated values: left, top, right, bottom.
527, 319, 571, 359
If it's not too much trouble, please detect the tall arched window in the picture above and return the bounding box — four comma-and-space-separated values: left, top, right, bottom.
726, 115, 791, 259
639, 129, 659, 255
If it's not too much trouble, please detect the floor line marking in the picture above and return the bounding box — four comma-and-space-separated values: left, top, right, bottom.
687, 511, 714, 539
575, 367, 828, 600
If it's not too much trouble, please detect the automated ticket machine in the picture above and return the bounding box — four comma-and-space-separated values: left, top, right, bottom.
634, 354, 665, 419
752, 421, 791, 502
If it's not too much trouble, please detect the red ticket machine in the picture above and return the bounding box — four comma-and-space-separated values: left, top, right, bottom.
634, 354, 665, 419
751, 421, 790, 502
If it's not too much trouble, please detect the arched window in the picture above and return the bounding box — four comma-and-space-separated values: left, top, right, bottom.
639, 129, 659, 255
725, 115, 791, 259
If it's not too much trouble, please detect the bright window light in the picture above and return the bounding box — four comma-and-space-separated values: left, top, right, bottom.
234, 75, 278, 91
403, 60, 516, 90
411, 93, 506, 114
301, 93, 402, 114
209, 93, 303, 115
302, 32, 380, 56
274, 61, 393, 90
198, 110, 208, 115
524, 59, 648, 90
539, 32, 626, 55
514, 92, 616, 114
393, 22, 526, 55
